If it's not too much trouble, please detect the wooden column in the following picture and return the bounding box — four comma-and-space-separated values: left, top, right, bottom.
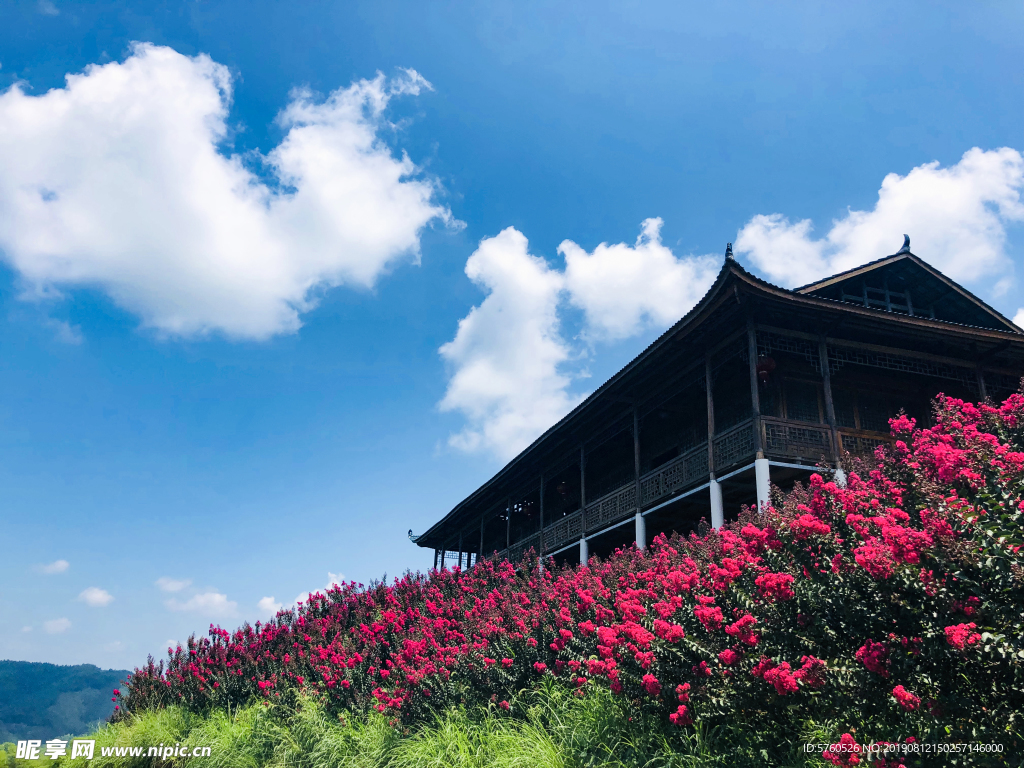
707, 353, 724, 528
579, 445, 586, 511
634, 405, 646, 550
977, 367, 989, 400
457, 532, 463, 569
538, 474, 545, 556
633, 405, 642, 496
706, 354, 715, 473
747, 317, 763, 458
818, 336, 840, 460
505, 497, 511, 549
579, 445, 588, 564
479, 513, 486, 561
433, 548, 439, 570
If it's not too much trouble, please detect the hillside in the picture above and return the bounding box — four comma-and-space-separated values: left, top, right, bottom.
105, 392, 1023, 766
0, 661, 128, 742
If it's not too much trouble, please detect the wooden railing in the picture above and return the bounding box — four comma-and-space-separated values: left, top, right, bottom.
543, 509, 584, 551
838, 428, 893, 460
585, 483, 637, 532
493, 418, 892, 562
761, 417, 833, 463
507, 533, 542, 564
640, 442, 708, 506
713, 419, 756, 472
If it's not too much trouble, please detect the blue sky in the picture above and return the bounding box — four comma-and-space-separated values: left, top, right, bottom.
0, 0, 1021, 670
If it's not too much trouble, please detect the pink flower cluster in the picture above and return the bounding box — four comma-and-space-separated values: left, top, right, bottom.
944, 622, 981, 650
113, 389, 1023, 739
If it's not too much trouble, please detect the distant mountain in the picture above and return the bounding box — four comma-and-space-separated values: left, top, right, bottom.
0, 660, 129, 742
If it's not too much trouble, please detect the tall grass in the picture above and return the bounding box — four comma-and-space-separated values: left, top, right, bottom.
3, 684, 824, 768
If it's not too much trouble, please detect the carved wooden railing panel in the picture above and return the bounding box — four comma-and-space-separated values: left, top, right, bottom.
640, 442, 708, 507
713, 420, 755, 472
507, 533, 542, 564
839, 429, 893, 461
762, 417, 834, 463
543, 510, 583, 552
584, 483, 637, 532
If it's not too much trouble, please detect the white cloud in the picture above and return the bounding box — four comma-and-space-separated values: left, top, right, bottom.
0, 43, 451, 340
45, 318, 84, 344
155, 576, 191, 593
165, 591, 238, 618
78, 586, 114, 607
21, 626, 32, 633
439, 227, 581, 460
1014, 309, 1024, 330
257, 596, 282, 615
440, 221, 721, 460
38, 559, 69, 574
735, 147, 1024, 288
561, 218, 719, 340
44, 618, 71, 634
38, 0, 59, 16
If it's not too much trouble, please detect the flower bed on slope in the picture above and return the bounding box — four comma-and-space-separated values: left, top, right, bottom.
119, 393, 1024, 762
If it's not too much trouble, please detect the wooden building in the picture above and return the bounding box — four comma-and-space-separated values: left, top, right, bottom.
415, 238, 1024, 568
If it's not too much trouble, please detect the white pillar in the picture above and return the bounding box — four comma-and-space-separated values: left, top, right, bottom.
710, 477, 724, 529
834, 465, 847, 488
755, 458, 771, 512
635, 511, 647, 551
580, 537, 589, 566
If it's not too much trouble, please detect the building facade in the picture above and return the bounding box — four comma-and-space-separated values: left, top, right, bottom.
415, 239, 1024, 568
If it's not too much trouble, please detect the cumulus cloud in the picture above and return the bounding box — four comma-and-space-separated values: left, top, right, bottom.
561, 218, 719, 340
257, 596, 282, 615
439, 227, 580, 460
735, 147, 1024, 288
78, 587, 114, 607
440, 222, 721, 460
155, 576, 191, 593
38, 559, 69, 574
44, 618, 71, 634
0, 43, 451, 339
1014, 309, 1024, 330
165, 591, 238, 618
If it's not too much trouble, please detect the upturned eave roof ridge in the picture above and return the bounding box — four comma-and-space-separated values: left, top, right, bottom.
732, 257, 1024, 338
794, 251, 1021, 334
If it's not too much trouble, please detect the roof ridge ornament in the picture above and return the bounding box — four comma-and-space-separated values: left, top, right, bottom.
725, 242, 734, 261
896, 234, 911, 254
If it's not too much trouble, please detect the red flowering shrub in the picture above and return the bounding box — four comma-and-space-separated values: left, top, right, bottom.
944, 622, 982, 650
823, 733, 862, 766
892, 685, 920, 711
117, 390, 1024, 757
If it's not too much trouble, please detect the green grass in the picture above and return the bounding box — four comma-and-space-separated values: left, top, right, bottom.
3, 685, 837, 768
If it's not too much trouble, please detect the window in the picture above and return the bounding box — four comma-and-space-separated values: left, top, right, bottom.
784, 380, 822, 423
